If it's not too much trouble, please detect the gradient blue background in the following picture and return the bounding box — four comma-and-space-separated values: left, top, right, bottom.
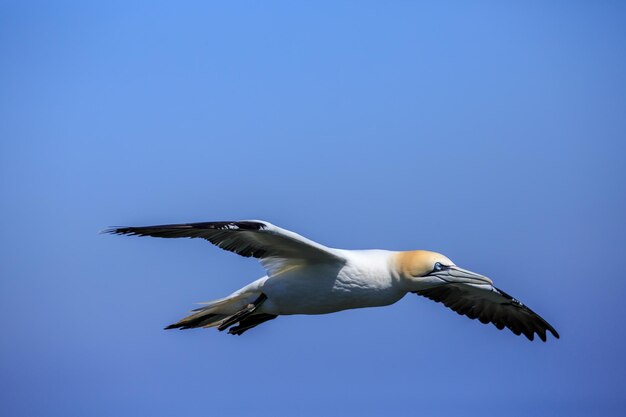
1, 2, 625, 416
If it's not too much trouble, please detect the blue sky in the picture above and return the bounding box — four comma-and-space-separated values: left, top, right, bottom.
1, 1, 625, 416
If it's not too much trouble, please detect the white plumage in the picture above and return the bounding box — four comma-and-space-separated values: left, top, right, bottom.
106, 220, 558, 341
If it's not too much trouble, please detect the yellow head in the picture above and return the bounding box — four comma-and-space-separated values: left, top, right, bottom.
395, 250, 454, 278
394, 250, 492, 289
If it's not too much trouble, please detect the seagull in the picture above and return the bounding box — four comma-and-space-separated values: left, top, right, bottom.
105, 220, 559, 341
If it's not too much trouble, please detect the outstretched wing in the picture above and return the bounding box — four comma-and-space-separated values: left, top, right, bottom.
414, 284, 559, 341
104, 220, 344, 276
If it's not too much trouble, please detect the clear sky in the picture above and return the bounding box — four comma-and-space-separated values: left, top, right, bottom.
1, 1, 625, 416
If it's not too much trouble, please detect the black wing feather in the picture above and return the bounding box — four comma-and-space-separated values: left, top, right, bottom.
103, 221, 342, 266
104, 221, 270, 258
414, 284, 559, 342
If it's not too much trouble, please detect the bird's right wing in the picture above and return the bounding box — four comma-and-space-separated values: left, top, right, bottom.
414, 283, 559, 341
104, 220, 345, 276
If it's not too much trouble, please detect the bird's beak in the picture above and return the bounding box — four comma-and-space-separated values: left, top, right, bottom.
435, 266, 494, 286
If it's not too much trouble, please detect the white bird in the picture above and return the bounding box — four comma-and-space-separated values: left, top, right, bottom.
106, 220, 559, 341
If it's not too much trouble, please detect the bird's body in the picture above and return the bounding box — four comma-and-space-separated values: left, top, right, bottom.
246, 250, 405, 316
106, 220, 559, 341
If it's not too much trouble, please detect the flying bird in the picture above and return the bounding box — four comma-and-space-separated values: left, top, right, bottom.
105, 220, 559, 341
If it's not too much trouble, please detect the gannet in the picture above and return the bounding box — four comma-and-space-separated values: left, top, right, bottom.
106, 220, 559, 341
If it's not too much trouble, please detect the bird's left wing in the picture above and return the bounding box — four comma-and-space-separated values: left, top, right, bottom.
414, 284, 559, 341
104, 220, 345, 276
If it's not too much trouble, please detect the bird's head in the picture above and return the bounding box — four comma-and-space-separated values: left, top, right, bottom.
394, 250, 493, 289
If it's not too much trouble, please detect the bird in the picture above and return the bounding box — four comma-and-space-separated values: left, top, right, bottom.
105, 220, 559, 341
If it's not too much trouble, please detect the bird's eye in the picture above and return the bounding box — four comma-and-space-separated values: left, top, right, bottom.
433, 262, 443, 272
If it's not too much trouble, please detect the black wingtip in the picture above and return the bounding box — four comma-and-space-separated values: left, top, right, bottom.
414, 286, 560, 343
100, 227, 129, 235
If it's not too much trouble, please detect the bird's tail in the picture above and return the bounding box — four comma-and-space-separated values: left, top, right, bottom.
164, 296, 232, 330
164, 283, 276, 335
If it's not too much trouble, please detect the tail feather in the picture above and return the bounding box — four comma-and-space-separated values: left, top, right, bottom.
164, 297, 234, 330
164, 312, 227, 330
164, 290, 276, 335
